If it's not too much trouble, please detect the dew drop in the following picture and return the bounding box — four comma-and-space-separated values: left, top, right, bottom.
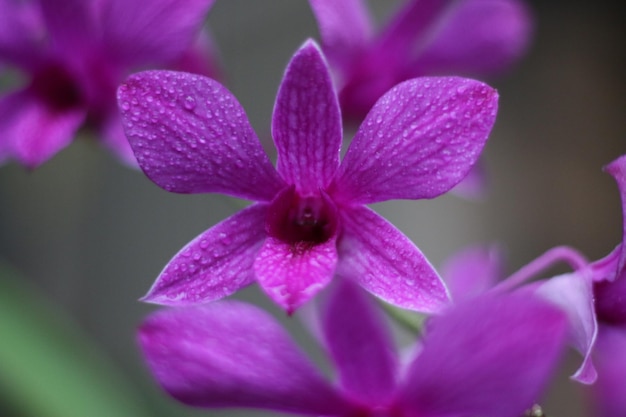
184, 96, 196, 110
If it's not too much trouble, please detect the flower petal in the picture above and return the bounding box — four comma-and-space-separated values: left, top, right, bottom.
320, 279, 397, 406
332, 77, 497, 204
396, 294, 567, 417
142, 204, 267, 306
415, 0, 533, 75
0, 0, 44, 69
138, 302, 355, 415
254, 235, 338, 314
118, 70, 284, 200
100, 0, 215, 67
38, 0, 98, 52
336, 205, 449, 313
272, 40, 342, 195
589, 326, 626, 417
604, 155, 626, 279
536, 272, 598, 383
441, 244, 503, 303
168, 30, 222, 79
594, 271, 626, 325
0, 88, 85, 168
307, 0, 373, 70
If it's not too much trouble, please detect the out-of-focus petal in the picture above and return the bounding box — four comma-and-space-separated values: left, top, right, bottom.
441, 244, 503, 303
98, 111, 138, 167
307, 0, 373, 70
0, 0, 44, 69
0, 88, 85, 168
536, 272, 598, 384
320, 279, 397, 406
138, 302, 355, 415
100, 0, 215, 67
142, 204, 267, 306
169, 30, 222, 79
118, 70, 284, 200
449, 161, 488, 199
272, 40, 341, 195
594, 272, 626, 326
336, 205, 449, 313
604, 155, 626, 278
38, 0, 98, 52
396, 294, 567, 417
254, 236, 338, 314
332, 77, 497, 204
589, 326, 626, 417
415, 0, 533, 75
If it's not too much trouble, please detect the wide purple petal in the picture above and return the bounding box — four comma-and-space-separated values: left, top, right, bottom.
441, 244, 503, 303
118, 70, 284, 200
272, 40, 342, 195
336, 205, 449, 313
307, 0, 373, 70
332, 77, 497, 204
38, 0, 98, 52
320, 279, 397, 406
589, 326, 626, 417
536, 272, 598, 383
100, 0, 215, 67
0, 0, 44, 69
142, 204, 267, 306
254, 235, 338, 314
0, 88, 85, 168
604, 155, 626, 278
138, 302, 355, 415
415, 0, 533, 75
396, 293, 567, 417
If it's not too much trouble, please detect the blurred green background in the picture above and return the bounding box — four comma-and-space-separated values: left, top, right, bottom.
1, 1, 625, 416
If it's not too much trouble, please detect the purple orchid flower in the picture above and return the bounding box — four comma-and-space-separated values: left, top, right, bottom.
0, 0, 218, 168
138, 279, 567, 417
308, 0, 532, 123
117, 40, 498, 314
442, 244, 598, 384
586, 155, 626, 417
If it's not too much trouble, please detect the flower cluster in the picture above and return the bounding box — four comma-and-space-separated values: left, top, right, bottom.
1, 1, 624, 417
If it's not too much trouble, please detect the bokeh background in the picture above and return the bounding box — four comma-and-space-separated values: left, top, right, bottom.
1, 1, 625, 416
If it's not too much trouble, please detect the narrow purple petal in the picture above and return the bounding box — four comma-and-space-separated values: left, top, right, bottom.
415, 0, 533, 75
307, 0, 373, 70
589, 326, 626, 417
139, 302, 355, 415
118, 70, 284, 200
142, 204, 267, 306
272, 40, 342, 195
320, 279, 397, 406
100, 0, 215, 67
336, 205, 449, 313
441, 244, 503, 303
332, 77, 497, 204
254, 236, 338, 314
0, 88, 85, 168
536, 272, 598, 383
396, 294, 567, 417
604, 155, 626, 278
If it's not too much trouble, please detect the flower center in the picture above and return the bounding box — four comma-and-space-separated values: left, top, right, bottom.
31, 64, 82, 111
267, 186, 338, 245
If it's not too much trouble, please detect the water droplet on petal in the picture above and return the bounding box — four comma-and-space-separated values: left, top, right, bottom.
184, 96, 196, 110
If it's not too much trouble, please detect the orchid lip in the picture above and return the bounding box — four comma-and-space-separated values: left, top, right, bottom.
266, 186, 339, 247
31, 63, 82, 110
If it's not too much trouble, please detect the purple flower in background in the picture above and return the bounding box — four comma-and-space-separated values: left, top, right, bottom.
442, 244, 598, 384
0, 0, 218, 168
309, 0, 532, 122
587, 155, 626, 417
118, 40, 497, 313
138, 280, 567, 417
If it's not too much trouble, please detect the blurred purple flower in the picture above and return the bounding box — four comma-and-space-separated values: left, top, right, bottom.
309, 0, 532, 122
138, 280, 567, 417
442, 244, 598, 384
587, 155, 626, 417
117, 40, 498, 314
0, 0, 218, 168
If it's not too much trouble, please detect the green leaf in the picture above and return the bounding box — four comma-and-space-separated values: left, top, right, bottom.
0, 262, 154, 417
